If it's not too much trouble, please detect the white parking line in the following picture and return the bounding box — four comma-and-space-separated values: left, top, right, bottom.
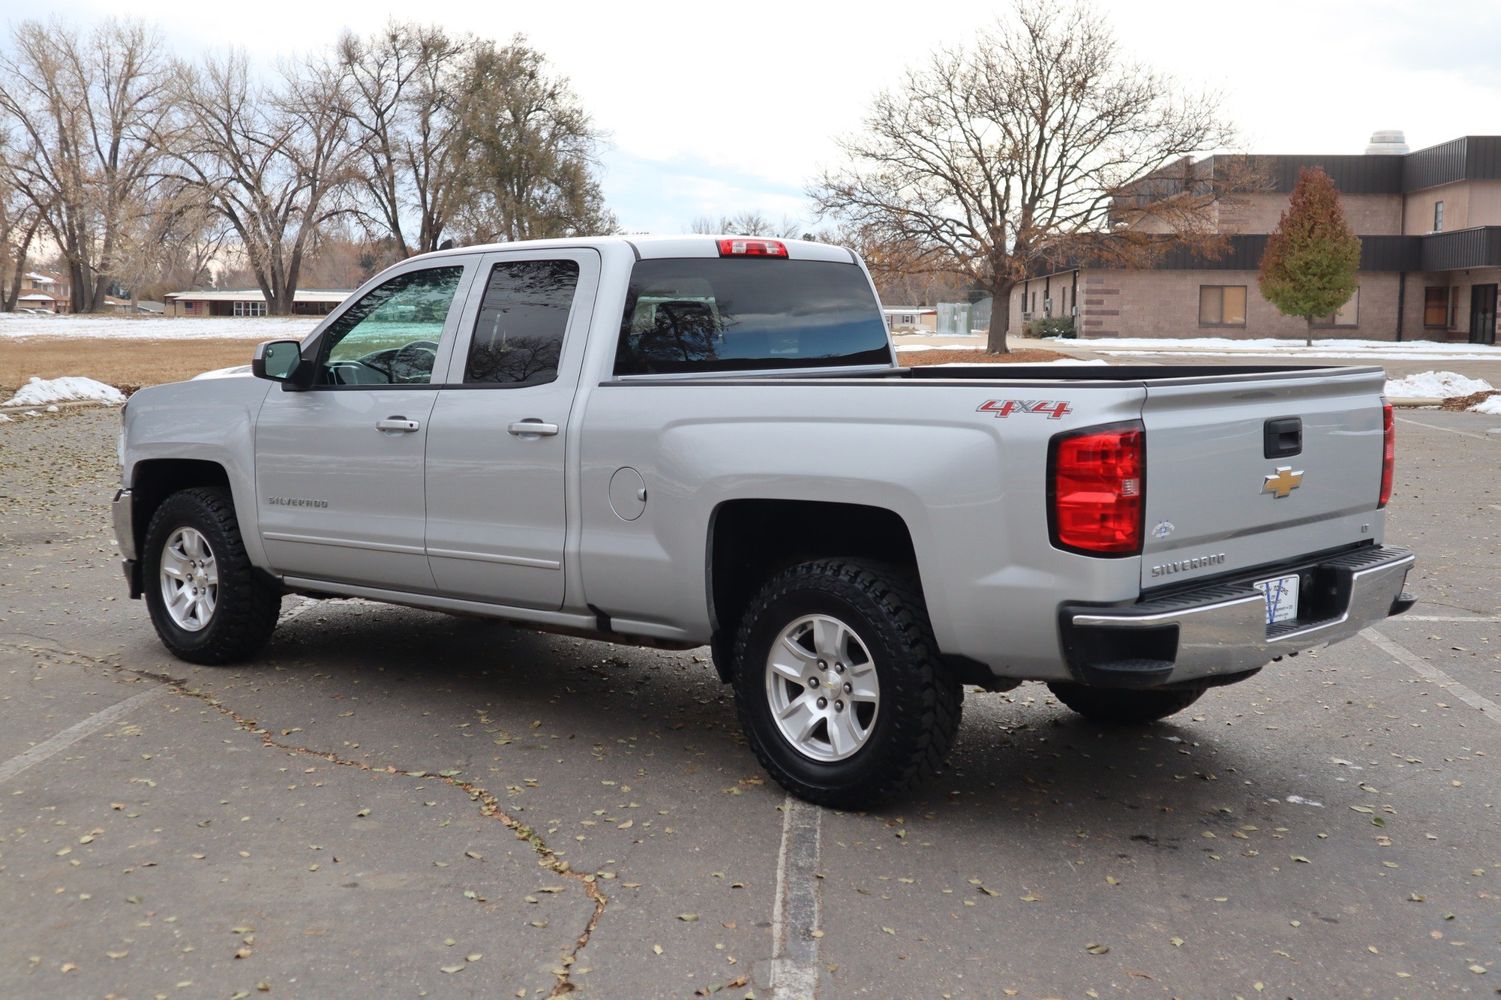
1363, 628, 1501, 725
0, 688, 167, 785
769, 794, 822, 1000
1396, 416, 1498, 442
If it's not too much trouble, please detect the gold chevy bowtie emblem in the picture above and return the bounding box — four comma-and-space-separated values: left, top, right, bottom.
1262, 466, 1304, 499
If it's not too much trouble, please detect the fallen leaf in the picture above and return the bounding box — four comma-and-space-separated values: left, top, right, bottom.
653, 945, 663, 956
1290, 855, 1311, 864
1085, 943, 1110, 955
677, 913, 699, 922
440, 964, 465, 974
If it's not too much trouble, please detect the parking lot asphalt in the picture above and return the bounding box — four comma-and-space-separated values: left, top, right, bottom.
1, 404, 1498, 1000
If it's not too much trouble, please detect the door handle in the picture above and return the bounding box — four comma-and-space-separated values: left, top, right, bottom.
376, 417, 421, 432
508, 420, 559, 437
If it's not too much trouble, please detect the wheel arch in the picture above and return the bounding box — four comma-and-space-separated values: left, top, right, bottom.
127, 459, 233, 596
706, 499, 921, 682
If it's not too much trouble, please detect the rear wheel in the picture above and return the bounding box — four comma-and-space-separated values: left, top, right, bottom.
143, 487, 280, 665
1047, 682, 1204, 725
732, 559, 961, 808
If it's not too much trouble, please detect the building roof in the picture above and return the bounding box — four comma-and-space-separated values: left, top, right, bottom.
18, 292, 56, 302
24, 272, 56, 285
165, 288, 352, 303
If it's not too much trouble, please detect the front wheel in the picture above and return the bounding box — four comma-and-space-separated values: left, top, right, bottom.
732, 559, 961, 809
1046, 682, 1204, 725
142, 487, 281, 665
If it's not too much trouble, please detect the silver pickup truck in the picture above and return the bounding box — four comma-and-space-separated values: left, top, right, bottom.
113, 235, 1414, 806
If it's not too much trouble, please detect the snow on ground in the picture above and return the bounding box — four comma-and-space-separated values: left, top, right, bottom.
1469, 395, 1501, 415
1066, 336, 1501, 362
893, 343, 986, 352
932, 358, 1111, 368
1382, 371, 1494, 401
0, 313, 318, 340
2, 376, 126, 407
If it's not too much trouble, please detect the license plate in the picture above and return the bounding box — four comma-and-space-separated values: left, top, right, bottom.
1255, 574, 1300, 625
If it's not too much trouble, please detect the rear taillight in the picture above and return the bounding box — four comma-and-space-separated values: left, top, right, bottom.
1378, 400, 1395, 508
717, 238, 788, 257
1048, 421, 1145, 556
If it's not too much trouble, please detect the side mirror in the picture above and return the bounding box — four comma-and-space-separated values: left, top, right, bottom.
252, 340, 305, 386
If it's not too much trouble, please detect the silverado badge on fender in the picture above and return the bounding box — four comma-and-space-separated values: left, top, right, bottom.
1262, 466, 1304, 499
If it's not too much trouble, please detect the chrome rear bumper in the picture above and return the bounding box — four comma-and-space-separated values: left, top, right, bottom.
1060, 545, 1415, 688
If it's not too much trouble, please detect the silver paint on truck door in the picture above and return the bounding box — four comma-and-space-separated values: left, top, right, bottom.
255, 261, 475, 592
423, 249, 601, 610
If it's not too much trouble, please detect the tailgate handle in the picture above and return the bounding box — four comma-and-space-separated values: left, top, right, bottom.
1264, 417, 1302, 459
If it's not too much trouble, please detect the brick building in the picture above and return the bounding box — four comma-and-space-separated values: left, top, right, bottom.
1011, 133, 1501, 344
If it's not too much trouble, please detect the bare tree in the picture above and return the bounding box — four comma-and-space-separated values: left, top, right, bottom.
0, 20, 172, 312
811, 0, 1236, 352
0, 131, 44, 311
453, 37, 614, 244
171, 51, 358, 314
687, 211, 802, 237
340, 23, 472, 256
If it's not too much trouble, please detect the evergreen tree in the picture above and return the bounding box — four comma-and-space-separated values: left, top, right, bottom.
1258, 167, 1362, 346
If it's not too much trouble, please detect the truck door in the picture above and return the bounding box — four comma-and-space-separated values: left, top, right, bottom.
424, 248, 600, 610
255, 260, 475, 591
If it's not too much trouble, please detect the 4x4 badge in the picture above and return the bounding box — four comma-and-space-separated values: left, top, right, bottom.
1262, 466, 1304, 499
977, 399, 1072, 419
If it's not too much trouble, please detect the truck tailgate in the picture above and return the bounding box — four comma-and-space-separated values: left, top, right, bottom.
1139, 368, 1387, 590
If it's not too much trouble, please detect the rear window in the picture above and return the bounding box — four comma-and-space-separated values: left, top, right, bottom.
612, 258, 890, 375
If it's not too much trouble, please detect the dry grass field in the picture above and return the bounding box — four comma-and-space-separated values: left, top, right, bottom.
1, 337, 1072, 400
0, 338, 258, 398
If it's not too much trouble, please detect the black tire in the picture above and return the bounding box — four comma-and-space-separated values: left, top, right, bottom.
1046, 682, 1204, 726
731, 559, 962, 809
142, 487, 280, 665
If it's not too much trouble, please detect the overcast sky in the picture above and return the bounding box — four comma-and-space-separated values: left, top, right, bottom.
45, 0, 1501, 234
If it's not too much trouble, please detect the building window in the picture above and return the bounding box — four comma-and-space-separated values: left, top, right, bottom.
233, 300, 266, 317
1198, 285, 1247, 327
1315, 287, 1359, 327
1433, 201, 1444, 233
1424, 287, 1449, 327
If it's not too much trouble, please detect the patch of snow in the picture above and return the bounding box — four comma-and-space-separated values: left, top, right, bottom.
1284, 795, 1325, 808
0, 313, 318, 341
1383, 371, 1494, 401
192, 365, 254, 380
1470, 395, 1501, 415
2, 375, 127, 407
931, 358, 1111, 368
1071, 336, 1501, 362
893, 343, 986, 352
0, 413, 12, 422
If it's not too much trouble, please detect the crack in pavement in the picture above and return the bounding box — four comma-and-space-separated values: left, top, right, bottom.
118, 662, 609, 998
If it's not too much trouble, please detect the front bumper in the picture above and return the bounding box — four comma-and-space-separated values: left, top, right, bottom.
113, 488, 142, 598
1060, 545, 1415, 688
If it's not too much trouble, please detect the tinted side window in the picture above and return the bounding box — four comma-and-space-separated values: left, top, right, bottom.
464, 260, 580, 386
613, 258, 890, 375
317, 267, 464, 386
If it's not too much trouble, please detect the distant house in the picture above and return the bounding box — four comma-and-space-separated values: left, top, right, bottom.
881, 307, 938, 334
15, 271, 69, 313
164, 288, 351, 318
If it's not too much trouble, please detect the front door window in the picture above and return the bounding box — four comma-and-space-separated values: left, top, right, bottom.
315, 267, 465, 385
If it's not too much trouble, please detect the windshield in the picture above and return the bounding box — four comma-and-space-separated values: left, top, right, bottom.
613, 258, 891, 375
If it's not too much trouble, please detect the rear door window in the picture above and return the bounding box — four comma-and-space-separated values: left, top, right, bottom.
613, 259, 890, 375
464, 259, 581, 387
